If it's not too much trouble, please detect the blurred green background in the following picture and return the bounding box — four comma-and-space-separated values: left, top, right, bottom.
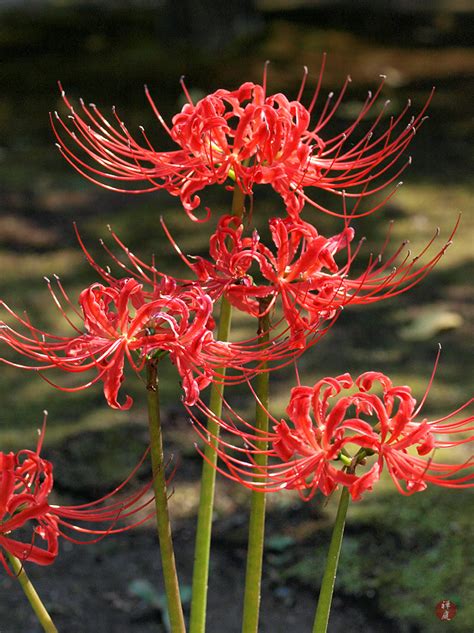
0, 1, 472, 632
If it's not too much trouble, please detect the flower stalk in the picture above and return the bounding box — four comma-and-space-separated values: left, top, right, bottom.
241, 301, 270, 633
146, 360, 186, 633
312, 486, 350, 633
6, 552, 58, 633
189, 185, 245, 633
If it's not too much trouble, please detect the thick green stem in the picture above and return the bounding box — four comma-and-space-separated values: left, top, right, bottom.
6, 552, 58, 633
146, 361, 186, 633
189, 185, 245, 633
241, 306, 270, 633
189, 296, 232, 633
312, 487, 350, 633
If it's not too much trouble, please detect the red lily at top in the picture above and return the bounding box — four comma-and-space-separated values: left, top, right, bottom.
190, 367, 473, 500
52, 58, 433, 220
0, 419, 152, 571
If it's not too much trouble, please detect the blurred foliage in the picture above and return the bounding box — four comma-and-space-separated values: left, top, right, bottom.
279, 487, 473, 632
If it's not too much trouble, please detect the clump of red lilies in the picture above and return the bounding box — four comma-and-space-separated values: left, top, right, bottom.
1, 62, 471, 633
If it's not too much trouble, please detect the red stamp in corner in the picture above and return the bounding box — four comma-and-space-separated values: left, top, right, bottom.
435, 599, 457, 621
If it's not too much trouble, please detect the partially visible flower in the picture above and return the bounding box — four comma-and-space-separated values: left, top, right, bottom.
52, 60, 432, 220
189, 367, 473, 500
0, 418, 152, 571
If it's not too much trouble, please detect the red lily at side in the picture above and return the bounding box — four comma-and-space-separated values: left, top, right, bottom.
0, 419, 153, 572
0, 276, 224, 409
188, 365, 473, 500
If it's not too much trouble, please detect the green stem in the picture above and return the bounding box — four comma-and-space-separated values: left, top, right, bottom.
6, 552, 58, 633
241, 305, 270, 633
189, 185, 245, 633
312, 487, 350, 633
146, 361, 186, 633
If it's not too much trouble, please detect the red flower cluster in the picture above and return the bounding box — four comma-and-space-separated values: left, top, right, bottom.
191, 369, 473, 500
1, 260, 326, 408
0, 62, 469, 518
52, 60, 432, 220
0, 421, 152, 570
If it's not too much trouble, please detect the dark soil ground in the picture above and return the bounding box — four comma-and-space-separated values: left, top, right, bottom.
2, 510, 397, 633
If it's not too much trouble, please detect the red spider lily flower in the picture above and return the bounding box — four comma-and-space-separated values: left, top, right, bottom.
0, 276, 229, 409
163, 213, 457, 348
51, 58, 433, 221
188, 361, 473, 501
0, 268, 316, 407
0, 418, 153, 572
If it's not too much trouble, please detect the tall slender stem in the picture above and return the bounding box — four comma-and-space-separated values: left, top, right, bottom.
241, 304, 270, 633
146, 361, 186, 633
189, 186, 245, 633
6, 552, 58, 633
312, 486, 350, 633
